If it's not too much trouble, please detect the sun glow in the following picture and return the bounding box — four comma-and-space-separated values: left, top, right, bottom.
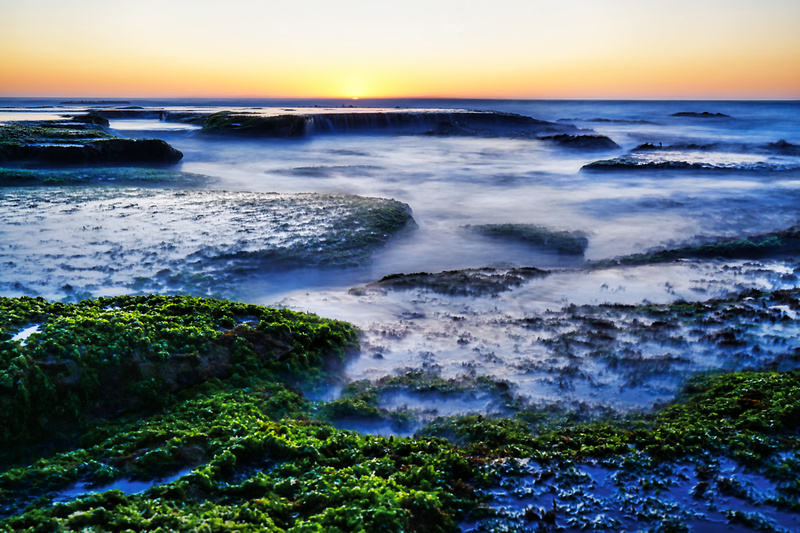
1, 0, 798, 99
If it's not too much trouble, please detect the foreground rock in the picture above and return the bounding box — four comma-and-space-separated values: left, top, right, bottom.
0, 293, 797, 531
0, 294, 358, 446
0, 123, 183, 166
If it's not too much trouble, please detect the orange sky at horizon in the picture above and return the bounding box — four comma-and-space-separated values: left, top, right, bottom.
1, 0, 799, 100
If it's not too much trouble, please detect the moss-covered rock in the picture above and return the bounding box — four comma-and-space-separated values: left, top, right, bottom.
0, 123, 183, 166
0, 295, 358, 447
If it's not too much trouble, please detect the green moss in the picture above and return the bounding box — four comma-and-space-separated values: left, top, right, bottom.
1, 387, 475, 532
0, 295, 357, 448
419, 371, 800, 469
1, 293, 797, 531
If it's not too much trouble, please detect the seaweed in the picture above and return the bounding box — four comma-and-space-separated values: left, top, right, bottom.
0, 295, 358, 448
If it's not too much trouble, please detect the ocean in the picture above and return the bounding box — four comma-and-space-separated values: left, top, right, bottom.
1, 97, 799, 414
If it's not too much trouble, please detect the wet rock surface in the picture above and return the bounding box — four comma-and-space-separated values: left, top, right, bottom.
0, 189, 414, 299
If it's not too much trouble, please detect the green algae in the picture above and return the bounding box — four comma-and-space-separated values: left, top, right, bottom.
0, 386, 474, 532
465, 224, 589, 256
3, 368, 797, 531
1, 294, 799, 532
0, 295, 357, 448
0, 167, 213, 187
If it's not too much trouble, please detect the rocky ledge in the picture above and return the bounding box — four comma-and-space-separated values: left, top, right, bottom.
0, 123, 183, 166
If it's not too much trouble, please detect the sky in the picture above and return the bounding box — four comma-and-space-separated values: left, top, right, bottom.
1, 0, 799, 99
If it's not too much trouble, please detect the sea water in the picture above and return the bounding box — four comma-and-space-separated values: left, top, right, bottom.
1, 98, 798, 412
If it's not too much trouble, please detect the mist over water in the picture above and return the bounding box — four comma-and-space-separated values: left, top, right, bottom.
2, 98, 799, 414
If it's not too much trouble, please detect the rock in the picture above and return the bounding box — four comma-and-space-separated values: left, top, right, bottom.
466, 224, 589, 255
352, 267, 549, 296
671, 112, 731, 118
70, 111, 110, 127
185, 110, 579, 138
538, 134, 620, 151
0, 138, 183, 165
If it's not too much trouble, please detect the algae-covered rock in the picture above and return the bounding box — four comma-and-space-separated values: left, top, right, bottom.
0, 189, 415, 298
465, 223, 590, 255
0, 123, 183, 165
0, 294, 358, 446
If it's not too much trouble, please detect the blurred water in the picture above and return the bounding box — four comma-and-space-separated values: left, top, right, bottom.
2, 98, 799, 410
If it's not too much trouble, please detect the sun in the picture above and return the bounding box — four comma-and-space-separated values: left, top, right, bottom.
351, 97, 359, 100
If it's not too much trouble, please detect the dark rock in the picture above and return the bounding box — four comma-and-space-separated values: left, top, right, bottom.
71, 111, 110, 127
188, 110, 578, 138
539, 134, 620, 151
466, 224, 589, 255
671, 112, 731, 118
764, 139, 800, 156
0, 138, 183, 165
352, 267, 549, 296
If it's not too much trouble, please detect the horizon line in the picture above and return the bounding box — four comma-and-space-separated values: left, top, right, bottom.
1, 95, 799, 103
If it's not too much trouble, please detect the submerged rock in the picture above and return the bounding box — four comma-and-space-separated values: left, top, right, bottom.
581, 156, 799, 172
70, 111, 110, 127
352, 266, 549, 296
465, 223, 590, 255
